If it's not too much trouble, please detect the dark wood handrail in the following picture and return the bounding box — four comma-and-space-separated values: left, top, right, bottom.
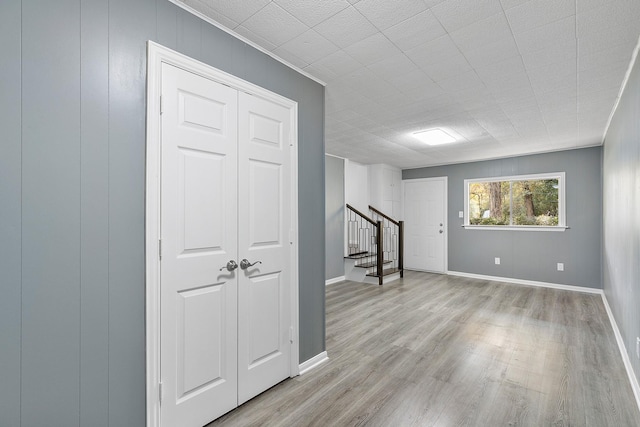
368, 205, 400, 226
346, 204, 377, 225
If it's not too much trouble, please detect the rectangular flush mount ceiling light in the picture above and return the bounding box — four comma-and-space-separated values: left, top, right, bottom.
413, 128, 457, 145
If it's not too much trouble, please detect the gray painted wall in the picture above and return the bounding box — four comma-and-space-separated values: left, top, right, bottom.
603, 51, 640, 386
404, 147, 602, 289
326, 155, 345, 280
0, 1, 325, 426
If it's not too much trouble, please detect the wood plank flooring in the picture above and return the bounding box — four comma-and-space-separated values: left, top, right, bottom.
208, 271, 640, 426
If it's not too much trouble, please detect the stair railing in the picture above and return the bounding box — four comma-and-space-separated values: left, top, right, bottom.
368, 205, 404, 279
346, 204, 383, 281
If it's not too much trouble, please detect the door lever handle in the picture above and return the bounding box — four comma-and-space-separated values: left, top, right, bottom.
240, 259, 262, 270
220, 260, 238, 272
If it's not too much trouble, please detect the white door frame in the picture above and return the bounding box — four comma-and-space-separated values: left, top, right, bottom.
144, 41, 300, 427
401, 176, 448, 273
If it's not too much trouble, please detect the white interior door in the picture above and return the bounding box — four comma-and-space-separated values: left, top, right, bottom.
160, 63, 239, 426
158, 62, 294, 427
237, 92, 291, 404
403, 178, 447, 273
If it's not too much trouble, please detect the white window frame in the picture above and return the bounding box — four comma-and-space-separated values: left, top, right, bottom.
463, 172, 567, 232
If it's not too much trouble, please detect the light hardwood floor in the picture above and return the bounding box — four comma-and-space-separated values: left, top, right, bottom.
208, 271, 640, 426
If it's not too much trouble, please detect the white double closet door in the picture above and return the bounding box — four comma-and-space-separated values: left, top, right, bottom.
159, 63, 293, 426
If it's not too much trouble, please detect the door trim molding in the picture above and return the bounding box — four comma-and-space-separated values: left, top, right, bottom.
401, 176, 448, 273
144, 41, 300, 427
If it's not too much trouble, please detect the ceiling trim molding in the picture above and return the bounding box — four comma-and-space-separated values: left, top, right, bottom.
602, 34, 640, 143
166, 0, 327, 87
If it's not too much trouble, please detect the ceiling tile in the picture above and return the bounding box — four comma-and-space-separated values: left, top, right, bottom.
578, 60, 630, 87
521, 38, 576, 70
462, 37, 521, 68
314, 6, 379, 48
528, 59, 577, 95
239, 2, 308, 47
506, 0, 575, 34
514, 15, 575, 53
367, 53, 418, 79
382, 10, 447, 51
577, 0, 640, 38
182, 0, 240, 28
201, 0, 270, 24
578, 25, 640, 58
436, 70, 486, 92
308, 50, 363, 78
419, 54, 473, 81
273, 0, 350, 27
499, 0, 530, 10
274, 29, 340, 65
579, 42, 636, 72
450, 12, 512, 53
384, 69, 443, 97
353, 0, 428, 30
344, 33, 401, 65
431, 0, 504, 33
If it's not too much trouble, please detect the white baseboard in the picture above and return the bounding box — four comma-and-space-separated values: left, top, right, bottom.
298, 351, 328, 375
601, 293, 640, 413
325, 276, 345, 286
447, 271, 603, 295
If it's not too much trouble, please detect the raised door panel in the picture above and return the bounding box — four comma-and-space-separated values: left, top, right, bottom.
160, 63, 238, 427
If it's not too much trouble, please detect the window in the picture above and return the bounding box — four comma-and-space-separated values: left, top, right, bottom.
464, 172, 566, 231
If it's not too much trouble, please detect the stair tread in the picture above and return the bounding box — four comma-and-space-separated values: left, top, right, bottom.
355, 260, 392, 268
345, 252, 375, 259
366, 267, 401, 278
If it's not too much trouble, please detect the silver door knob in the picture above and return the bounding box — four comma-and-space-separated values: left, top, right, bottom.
240, 259, 262, 270
220, 260, 238, 271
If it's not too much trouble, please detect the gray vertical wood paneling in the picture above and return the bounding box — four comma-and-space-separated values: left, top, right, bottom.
156, 0, 178, 50
177, 7, 202, 61
200, 23, 234, 73
21, 1, 81, 426
297, 86, 327, 360
0, 1, 22, 426
326, 156, 345, 280
108, 0, 156, 425
603, 51, 640, 388
80, 0, 110, 425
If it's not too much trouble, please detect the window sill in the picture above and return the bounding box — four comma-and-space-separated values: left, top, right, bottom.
462, 225, 569, 232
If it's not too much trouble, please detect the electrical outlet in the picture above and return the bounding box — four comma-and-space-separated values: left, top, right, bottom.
636, 337, 639, 359
458, 211, 464, 218
495, 257, 500, 265
557, 263, 564, 271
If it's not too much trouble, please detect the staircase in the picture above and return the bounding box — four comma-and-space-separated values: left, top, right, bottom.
344, 204, 404, 285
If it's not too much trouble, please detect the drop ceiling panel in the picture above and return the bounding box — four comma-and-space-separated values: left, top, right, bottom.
200, 0, 270, 24
353, 0, 428, 30
431, 0, 504, 33
239, 2, 307, 46
273, 0, 350, 27
382, 10, 447, 51
274, 29, 340, 65
313, 6, 378, 48
505, 0, 575, 34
